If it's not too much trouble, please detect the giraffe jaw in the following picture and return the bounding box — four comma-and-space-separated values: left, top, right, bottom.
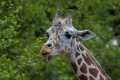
43, 54, 52, 62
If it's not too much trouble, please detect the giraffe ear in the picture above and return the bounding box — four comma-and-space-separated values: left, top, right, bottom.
77, 30, 96, 40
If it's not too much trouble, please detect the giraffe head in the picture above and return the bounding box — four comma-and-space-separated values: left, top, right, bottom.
40, 14, 96, 61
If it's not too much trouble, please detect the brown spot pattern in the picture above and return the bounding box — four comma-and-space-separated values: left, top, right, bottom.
79, 45, 84, 51
75, 52, 80, 57
89, 68, 98, 77
71, 62, 77, 73
89, 76, 95, 80
80, 63, 87, 73
55, 43, 60, 49
100, 75, 104, 80
77, 45, 81, 51
77, 58, 82, 65
79, 74, 88, 80
82, 54, 94, 65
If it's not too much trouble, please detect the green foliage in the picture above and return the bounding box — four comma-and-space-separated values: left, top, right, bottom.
0, 0, 120, 80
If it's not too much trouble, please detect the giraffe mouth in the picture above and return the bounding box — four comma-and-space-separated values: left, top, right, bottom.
40, 46, 52, 62
41, 50, 52, 62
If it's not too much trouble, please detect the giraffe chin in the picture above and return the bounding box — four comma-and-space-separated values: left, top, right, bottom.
43, 55, 52, 62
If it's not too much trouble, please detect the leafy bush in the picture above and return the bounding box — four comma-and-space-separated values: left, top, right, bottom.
0, 0, 120, 80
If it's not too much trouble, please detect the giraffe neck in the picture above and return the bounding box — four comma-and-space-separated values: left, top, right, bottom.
67, 41, 111, 80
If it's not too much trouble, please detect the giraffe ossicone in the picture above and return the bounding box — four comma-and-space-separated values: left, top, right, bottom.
40, 14, 111, 80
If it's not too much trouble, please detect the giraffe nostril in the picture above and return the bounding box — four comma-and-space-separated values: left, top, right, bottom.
47, 44, 52, 47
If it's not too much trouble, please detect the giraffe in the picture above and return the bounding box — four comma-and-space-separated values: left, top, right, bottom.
40, 14, 111, 80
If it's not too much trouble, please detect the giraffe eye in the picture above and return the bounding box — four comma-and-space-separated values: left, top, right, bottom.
65, 31, 72, 39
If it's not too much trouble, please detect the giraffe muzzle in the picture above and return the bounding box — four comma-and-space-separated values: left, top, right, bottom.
40, 47, 52, 56
40, 46, 52, 62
